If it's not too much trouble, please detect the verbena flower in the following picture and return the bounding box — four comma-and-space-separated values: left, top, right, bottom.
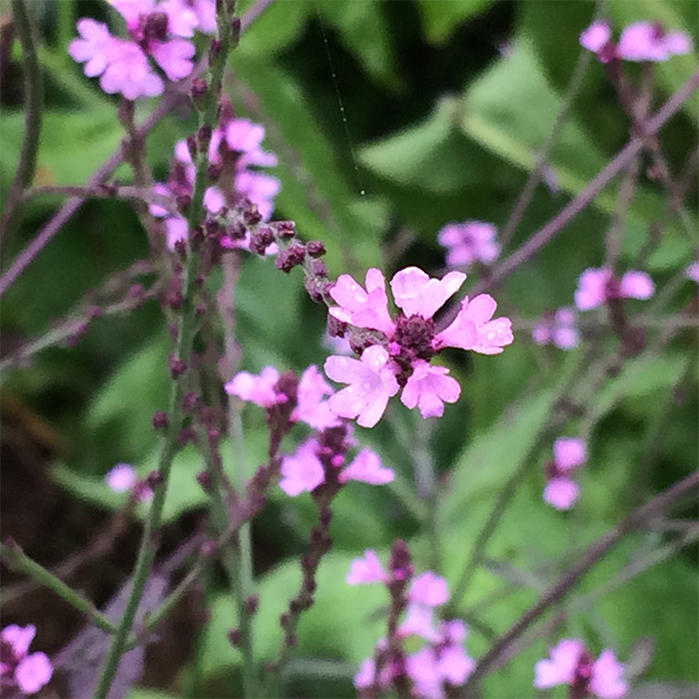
0, 625, 53, 695
105, 462, 138, 492
574, 268, 654, 311
686, 261, 699, 284
580, 19, 690, 63
532, 307, 580, 350
543, 437, 587, 510
534, 639, 627, 698
225, 366, 286, 408
437, 221, 500, 268
347, 554, 475, 697
325, 267, 512, 426
69, 0, 216, 99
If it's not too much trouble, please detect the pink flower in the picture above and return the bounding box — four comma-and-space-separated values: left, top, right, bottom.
353, 656, 394, 691
105, 463, 138, 492
438, 221, 500, 267
435, 294, 513, 355
686, 261, 699, 283
618, 21, 690, 62
532, 307, 580, 350
580, 20, 612, 53
575, 267, 654, 310
544, 437, 587, 511
225, 367, 285, 408
163, 216, 188, 249
151, 38, 195, 81
324, 346, 400, 428
1, 625, 53, 696
329, 269, 395, 335
99, 39, 164, 99
543, 478, 580, 510
406, 647, 443, 698
401, 360, 460, 418
439, 619, 467, 644
409, 571, 450, 607
438, 644, 475, 686
389, 267, 466, 320
574, 268, 610, 311
279, 440, 324, 496
535, 640, 626, 699
225, 118, 266, 153
157, 0, 201, 37
399, 603, 440, 642
292, 365, 340, 430
589, 649, 627, 699
346, 549, 387, 585
619, 270, 654, 300
340, 448, 394, 485
234, 170, 280, 220
535, 638, 584, 688
68, 19, 113, 77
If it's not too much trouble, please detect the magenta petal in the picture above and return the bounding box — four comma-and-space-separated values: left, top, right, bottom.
589, 649, 627, 699
534, 638, 583, 689
543, 478, 580, 510
346, 549, 386, 585
15, 653, 53, 695
553, 437, 587, 471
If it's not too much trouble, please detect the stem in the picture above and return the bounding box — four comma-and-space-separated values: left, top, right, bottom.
1, 0, 43, 236
461, 70, 699, 301
93, 6, 237, 695
0, 542, 117, 634
463, 471, 699, 692
498, 4, 597, 249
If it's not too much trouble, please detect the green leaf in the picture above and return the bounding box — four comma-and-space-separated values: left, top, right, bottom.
417, 0, 493, 45
318, 0, 400, 88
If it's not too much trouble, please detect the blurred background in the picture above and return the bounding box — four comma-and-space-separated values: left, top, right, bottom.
1, 0, 697, 696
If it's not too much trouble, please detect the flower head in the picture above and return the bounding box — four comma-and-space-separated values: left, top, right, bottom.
1, 625, 53, 696
438, 221, 500, 267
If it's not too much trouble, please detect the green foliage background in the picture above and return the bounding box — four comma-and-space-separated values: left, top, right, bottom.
1, 0, 697, 696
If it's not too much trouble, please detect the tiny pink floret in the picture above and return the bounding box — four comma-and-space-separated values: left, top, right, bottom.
553, 437, 587, 471
105, 463, 138, 493
401, 360, 461, 418
328, 268, 394, 335
340, 448, 394, 485
389, 267, 466, 320
346, 549, 387, 585
225, 367, 284, 408
409, 571, 450, 607
580, 21, 612, 53
279, 440, 325, 496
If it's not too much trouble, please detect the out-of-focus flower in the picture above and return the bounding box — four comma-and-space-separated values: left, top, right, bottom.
0, 625, 53, 695
686, 261, 699, 284
292, 365, 340, 430
408, 572, 449, 607
437, 221, 500, 267
346, 549, 387, 585
579, 21, 612, 54
279, 440, 325, 496
225, 367, 286, 408
340, 448, 394, 485
106, 463, 138, 492
534, 639, 626, 698
543, 437, 587, 510
532, 307, 580, 350
574, 268, 654, 311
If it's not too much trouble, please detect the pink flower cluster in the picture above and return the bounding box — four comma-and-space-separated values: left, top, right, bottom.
543, 437, 587, 510
324, 267, 513, 427
437, 221, 500, 268
575, 268, 654, 312
69, 0, 216, 99
580, 20, 690, 63
152, 110, 280, 250
105, 463, 153, 502
348, 551, 475, 698
0, 625, 53, 696
535, 638, 626, 698
226, 365, 394, 496
532, 307, 580, 350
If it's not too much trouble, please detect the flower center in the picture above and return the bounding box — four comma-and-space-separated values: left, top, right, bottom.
394, 314, 436, 360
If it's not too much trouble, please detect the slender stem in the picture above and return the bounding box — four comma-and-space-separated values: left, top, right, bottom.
220, 257, 257, 697
92, 7, 237, 695
0, 0, 277, 298
498, 5, 597, 249
1, 0, 43, 236
0, 542, 117, 634
461, 70, 699, 302
463, 471, 699, 692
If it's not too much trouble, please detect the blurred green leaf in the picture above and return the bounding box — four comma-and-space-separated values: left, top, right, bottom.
417, 0, 493, 45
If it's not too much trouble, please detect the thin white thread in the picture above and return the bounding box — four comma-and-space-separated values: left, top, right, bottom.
316, 7, 367, 197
